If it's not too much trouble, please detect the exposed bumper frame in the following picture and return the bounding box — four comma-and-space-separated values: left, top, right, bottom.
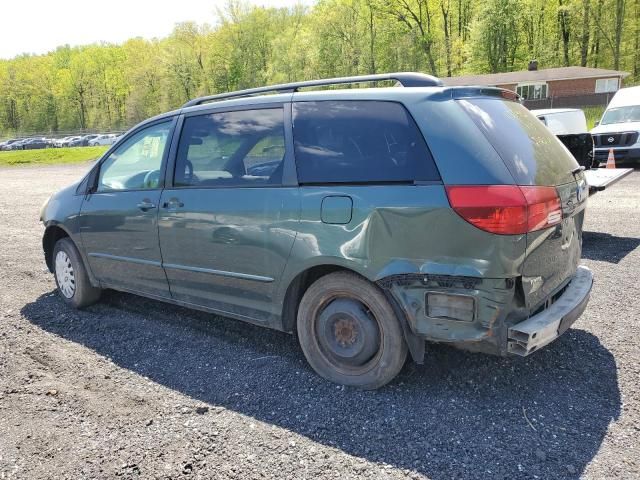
507, 266, 593, 356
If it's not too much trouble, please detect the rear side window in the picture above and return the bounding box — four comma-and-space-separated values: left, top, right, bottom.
174, 108, 285, 187
292, 101, 439, 184
458, 98, 578, 186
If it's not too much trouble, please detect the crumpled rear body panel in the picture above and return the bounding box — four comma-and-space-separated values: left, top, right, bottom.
281, 184, 526, 281
278, 184, 529, 352
378, 274, 521, 355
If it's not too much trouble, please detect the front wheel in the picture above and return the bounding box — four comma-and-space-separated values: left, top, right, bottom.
53, 238, 101, 309
297, 271, 407, 389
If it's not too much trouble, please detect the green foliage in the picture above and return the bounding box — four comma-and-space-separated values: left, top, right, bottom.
0, 146, 108, 166
468, 0, 522, 73
0, 0, 638, 137
583, 105, 606, 129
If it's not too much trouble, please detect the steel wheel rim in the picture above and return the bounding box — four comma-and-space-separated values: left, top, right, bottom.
55, 250, 75, 298
313, 294, 383, 376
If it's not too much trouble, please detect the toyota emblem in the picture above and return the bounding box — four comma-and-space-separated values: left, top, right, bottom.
608, 136, 615, 143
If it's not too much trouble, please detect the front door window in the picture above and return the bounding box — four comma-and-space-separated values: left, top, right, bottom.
98, 122, 171, 192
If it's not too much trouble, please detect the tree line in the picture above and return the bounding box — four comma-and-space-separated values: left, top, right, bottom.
1, 0, 638, 136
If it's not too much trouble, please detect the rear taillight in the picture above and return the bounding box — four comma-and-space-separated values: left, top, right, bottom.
520, 186, 562, 231
445, 185, 562, 235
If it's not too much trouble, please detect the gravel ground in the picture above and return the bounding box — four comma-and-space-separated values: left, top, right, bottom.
0, 163, 639, 480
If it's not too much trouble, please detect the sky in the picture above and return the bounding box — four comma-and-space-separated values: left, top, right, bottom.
0, 0, 312, 59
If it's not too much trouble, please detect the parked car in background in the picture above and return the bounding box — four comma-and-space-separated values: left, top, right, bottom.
532, 108, 594, 169
0, 138, 21, 151
58, 136, 83, 148
591, 85, 640, 165
66, 136, 86, 147
79, 134, 100, 146
6, 138, 27, 150
40, 73, 593, 389
20, 137, 49, 150
53, 136, 73, 148
10, 138, 26, 150
2, 134, 121, 150
88, 134, 118, 146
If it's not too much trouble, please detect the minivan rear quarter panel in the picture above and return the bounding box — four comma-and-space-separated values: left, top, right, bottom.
279, 184, 528, 352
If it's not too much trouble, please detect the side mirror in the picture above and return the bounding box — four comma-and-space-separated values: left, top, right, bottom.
594, 121, 599, 127
84, 163, 101, 195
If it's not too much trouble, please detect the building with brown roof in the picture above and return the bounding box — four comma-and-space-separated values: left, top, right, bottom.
442, 63, 630, 108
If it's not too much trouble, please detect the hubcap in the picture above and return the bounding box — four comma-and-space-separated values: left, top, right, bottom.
316, 298, 381, 367
55, 250, 75, 298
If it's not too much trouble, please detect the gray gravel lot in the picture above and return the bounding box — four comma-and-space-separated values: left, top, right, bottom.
0, 163, 639, 479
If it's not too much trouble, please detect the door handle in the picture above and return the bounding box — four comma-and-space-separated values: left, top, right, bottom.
137, 200, 156, 211
162, 198, 184, 210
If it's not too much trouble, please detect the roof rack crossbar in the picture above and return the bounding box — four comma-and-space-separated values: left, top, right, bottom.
182, 72, 443, 108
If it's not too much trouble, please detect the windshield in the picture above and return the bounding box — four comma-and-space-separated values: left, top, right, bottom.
601, 106, 640, 125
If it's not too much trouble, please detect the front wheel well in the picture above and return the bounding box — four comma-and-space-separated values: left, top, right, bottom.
43, 225, 69, 272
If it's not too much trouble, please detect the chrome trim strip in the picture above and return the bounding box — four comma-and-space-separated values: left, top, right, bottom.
162, 263, 274, 283
87, 253, 274, 283
88, 252, 162, 267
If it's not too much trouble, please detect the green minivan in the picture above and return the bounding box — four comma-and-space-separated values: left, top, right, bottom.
41, 73, 593, 389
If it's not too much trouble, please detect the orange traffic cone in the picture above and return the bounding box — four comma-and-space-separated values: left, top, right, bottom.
606, 148, 616, 169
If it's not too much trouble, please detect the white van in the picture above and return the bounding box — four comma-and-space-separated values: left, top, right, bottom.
591, 85, 640, 165
532, 108, 594, 168
533, 108, 588, 135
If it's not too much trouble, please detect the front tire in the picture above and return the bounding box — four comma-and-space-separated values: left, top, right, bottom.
53, 238, 101, 309
297, 271, 407, 389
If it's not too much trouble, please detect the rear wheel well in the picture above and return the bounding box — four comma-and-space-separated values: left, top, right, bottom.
282, 265, 426, 365
281, 265, 351, 333
43, 226, 69, 272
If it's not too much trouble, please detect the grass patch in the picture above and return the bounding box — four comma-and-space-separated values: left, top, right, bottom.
583, 106, 606, 130
0, 146, 108, 167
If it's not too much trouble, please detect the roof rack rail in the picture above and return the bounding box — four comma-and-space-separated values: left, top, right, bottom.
182, 72, 443, 108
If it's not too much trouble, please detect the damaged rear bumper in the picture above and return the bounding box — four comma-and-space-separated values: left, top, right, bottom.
507, 266, 593, 356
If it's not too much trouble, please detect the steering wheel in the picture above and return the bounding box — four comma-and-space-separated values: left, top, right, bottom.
143, 169, 161, 189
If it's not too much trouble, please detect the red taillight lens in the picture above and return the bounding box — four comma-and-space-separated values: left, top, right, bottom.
446, 185, 562, 235
520, 186, 563, 231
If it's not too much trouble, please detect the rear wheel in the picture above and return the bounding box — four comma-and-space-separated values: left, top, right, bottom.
297, 271, 407, 389
53, 238, 101, 309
